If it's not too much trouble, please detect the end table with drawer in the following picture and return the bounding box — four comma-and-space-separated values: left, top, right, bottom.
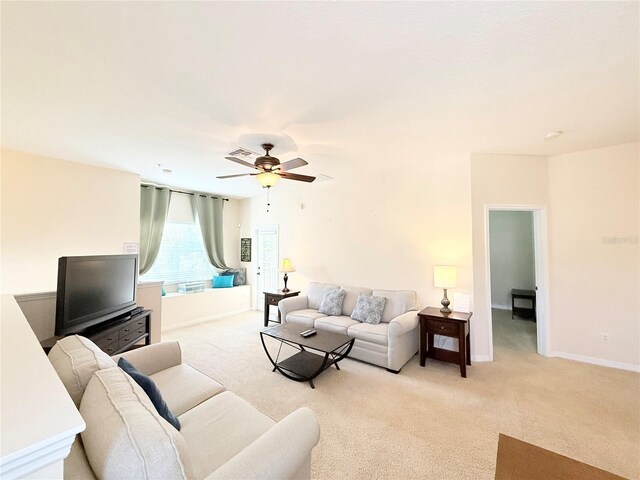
263, 290, 300, 327
418, 307, 473, 378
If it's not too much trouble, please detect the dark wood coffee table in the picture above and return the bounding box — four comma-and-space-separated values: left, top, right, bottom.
260, 324, 354, 389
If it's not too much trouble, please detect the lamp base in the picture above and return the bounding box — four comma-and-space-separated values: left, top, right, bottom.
282, 272, 290, 293
440, 288, 451, 314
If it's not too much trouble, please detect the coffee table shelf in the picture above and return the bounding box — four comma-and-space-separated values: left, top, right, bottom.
260, 324, 354, 389
277, 350, 329, 378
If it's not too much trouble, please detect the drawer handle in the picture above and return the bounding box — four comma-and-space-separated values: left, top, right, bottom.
123, 337, 130, 342
137, 321, 144, 326
107, 337, 114, 341
137, 329, 144, 334
123, 328, 130, 332
440, 326, 445, 330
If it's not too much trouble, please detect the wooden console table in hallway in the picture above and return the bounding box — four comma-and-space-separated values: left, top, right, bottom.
511, 289, 536, 320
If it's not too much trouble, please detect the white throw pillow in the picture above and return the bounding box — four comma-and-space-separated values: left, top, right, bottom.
318, 288, 346, 316
350, 294, 387, 325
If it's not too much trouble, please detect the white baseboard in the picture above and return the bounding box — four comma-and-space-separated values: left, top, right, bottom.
550, 351, 640, 373
472, 354, 492, 362
161, 308, 251, 332
491, 304, 510, 310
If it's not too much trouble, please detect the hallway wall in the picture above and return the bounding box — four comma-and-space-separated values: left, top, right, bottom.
489, 211, 536, 308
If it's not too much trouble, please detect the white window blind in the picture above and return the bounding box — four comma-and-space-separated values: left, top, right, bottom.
140, 192, 217, 285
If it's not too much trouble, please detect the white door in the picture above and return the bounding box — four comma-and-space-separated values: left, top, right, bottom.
255, 225, 279, 312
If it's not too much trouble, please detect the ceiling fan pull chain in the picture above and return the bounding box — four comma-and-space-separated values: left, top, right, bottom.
266, 186, 271, 213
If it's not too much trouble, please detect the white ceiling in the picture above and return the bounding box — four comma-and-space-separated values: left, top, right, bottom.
2, 1, 638, 198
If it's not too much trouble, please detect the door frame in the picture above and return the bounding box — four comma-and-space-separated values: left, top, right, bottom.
253, 224, 279, 310
484, 204, 550, 359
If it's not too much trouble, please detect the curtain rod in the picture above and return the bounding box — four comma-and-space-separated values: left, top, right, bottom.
142, 183, 229, 201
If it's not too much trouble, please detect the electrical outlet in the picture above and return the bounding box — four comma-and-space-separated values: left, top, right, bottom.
601, 333, 610, 343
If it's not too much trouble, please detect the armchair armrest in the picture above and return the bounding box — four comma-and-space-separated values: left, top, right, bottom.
278, 296, 310, 323
206, 407, 320, 479
112, 341, 182, 376
388, 310, 419, 337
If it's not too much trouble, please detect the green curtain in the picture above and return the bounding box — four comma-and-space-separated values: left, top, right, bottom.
192, 194, 228, 269
139, 185, 171, 275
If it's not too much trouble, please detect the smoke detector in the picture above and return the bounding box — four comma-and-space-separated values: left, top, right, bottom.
544, 131, 564, 140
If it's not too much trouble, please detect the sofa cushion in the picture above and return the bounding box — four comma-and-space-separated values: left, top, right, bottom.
286, 309, 327, 328
64, 437, 97, 480
318, 288, 346, 316
118, 357, 181, 430
347, 322, 389, 346
341, 286, 373, 316
314, 315, 360, 335
372, 289, 417, 323
150, 364, 225, 416
179, 391, 275, 478
48, 335, 116, 407
80, 367, 193, 480
350, 294, 386, 324
307, 282, 340, 310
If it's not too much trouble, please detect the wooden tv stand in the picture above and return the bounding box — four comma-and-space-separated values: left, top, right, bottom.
41, 309, 152, 355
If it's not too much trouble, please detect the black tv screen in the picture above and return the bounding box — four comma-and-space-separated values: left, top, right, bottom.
55, 254, 138, 336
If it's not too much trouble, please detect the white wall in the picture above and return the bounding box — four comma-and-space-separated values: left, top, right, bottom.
548, 143, 639, 369
161, 285, 251, 330
471, 154, 549, 360
1, 149, 140, 294
489, 211, 535, 308
239, 156, 475, 348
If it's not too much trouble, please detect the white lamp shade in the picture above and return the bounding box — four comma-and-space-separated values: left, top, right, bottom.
280, 258, 295, 273
256, 172, 280, 187
434, 266, 456, 289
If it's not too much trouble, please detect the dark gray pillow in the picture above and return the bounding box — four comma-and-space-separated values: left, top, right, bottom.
351, 294, 387, 324
221, 268, 246, 286
318, 288, 346, 316
118, 357, 181, 430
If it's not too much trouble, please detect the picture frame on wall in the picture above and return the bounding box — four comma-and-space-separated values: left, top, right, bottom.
241, 238, 251, 262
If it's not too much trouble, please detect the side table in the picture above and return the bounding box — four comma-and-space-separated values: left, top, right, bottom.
511, 289, 536, 320
263, 290, 300, 327
418, 307, 472, 378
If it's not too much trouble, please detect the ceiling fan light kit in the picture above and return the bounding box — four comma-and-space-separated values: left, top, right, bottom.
256, 171, 280, 187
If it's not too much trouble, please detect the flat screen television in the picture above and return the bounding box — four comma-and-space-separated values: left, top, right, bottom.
55, 254, 138, 336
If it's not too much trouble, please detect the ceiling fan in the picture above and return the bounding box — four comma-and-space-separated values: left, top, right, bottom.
217, 143, 316, 187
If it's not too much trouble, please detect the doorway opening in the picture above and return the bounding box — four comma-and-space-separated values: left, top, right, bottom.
254, 225, 279, 314
485, 205, 549, 359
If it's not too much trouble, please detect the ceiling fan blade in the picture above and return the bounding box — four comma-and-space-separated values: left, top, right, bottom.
225, 156, 259, 170
216, 173, 257, 179
279, 172, 316, 183
278, 157, 308, 171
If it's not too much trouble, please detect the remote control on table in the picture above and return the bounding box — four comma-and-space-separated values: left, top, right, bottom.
301, 329, 317, 337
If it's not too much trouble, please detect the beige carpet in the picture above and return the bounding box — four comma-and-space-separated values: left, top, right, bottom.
162, 310, 639, 479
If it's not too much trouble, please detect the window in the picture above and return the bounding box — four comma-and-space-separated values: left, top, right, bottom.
140, 192, 217, 285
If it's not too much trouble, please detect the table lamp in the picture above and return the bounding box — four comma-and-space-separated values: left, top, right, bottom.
280, 258, 295, 292
434, 266, 456, 313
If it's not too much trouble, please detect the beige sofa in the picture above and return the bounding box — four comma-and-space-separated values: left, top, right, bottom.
279, 282, 419, 373
48, 335, 320, 479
